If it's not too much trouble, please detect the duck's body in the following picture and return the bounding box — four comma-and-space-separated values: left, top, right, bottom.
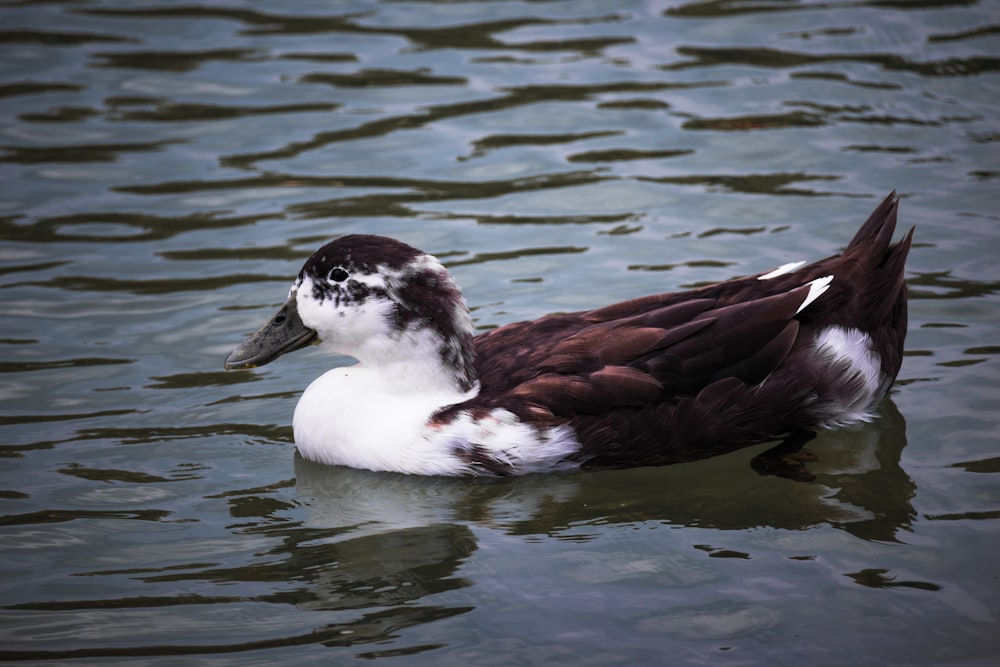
226, 193, 912, 476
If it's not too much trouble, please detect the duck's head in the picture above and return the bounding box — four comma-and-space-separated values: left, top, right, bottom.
225, 234, 477, 392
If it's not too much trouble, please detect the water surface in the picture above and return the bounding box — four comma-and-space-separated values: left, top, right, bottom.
2, 1, 999, 664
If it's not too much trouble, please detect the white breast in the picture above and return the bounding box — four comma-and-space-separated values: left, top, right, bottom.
292, 364, 473, 475
292, 366, 581, 475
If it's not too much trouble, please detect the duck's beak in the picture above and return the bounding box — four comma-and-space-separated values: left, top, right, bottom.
224, 298, 318, 370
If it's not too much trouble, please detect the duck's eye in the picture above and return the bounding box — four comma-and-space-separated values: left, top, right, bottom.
329, 267, 349, 283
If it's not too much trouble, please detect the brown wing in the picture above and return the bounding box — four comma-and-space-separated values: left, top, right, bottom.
448, 193, 910, 468
469, 283, 816, 420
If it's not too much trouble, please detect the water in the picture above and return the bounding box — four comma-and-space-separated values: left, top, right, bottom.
2, 0, 999, 664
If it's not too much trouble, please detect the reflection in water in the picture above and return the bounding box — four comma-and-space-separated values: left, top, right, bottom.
112, 100, 342, 123
667, 44, 1000, 78
0, 210, 281, 244
0, 139, 182, 164
220, 80, 687, 169
845, 568, 941, 591
141, 522, 478, 651
3, 512, 476, 661
640, 171, 842, 196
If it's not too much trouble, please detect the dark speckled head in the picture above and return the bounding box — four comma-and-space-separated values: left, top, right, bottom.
297, 234, 423, 305
301, 234, 422, 278
293, 234, 478, 391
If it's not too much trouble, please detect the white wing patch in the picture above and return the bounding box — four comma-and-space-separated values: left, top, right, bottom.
758, 260, 807, 280
795, 275, 833, 314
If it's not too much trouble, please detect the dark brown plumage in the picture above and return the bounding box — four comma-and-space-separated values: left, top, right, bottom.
442, 192, 913, 470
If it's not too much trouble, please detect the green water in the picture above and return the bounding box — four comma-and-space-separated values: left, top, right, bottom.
2, 1, 999, 664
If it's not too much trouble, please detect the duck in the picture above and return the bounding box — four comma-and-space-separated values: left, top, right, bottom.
225, 192, 912, 477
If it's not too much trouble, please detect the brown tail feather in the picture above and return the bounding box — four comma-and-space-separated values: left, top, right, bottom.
849, 195, 913, 333
845, 191, 899, 257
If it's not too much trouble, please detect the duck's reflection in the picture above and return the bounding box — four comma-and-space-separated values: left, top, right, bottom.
284, 522, 477, 653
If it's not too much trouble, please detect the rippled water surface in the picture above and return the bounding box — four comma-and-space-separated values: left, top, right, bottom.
2, 0, 999, 664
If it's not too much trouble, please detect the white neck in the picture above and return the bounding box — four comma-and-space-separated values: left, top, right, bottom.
339, 325, 474, 396
295, 271, 478, 396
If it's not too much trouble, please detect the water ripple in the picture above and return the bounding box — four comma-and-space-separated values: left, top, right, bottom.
667, 45, 1000, 78
2, 0, 998, 662
0, 139, 183, 164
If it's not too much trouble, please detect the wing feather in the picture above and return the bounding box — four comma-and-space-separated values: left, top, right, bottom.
471, 281, 822, 422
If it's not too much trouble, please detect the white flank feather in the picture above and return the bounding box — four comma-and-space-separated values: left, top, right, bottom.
813, 325, 885, 428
